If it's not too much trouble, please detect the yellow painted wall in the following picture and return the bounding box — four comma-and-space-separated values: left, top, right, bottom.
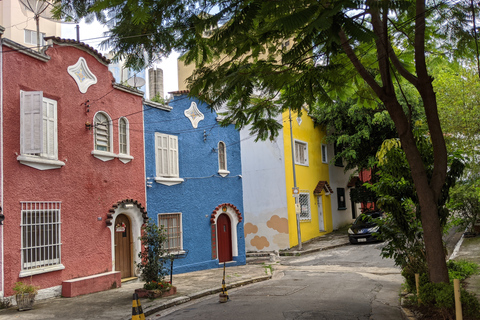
283, 110, 333, 247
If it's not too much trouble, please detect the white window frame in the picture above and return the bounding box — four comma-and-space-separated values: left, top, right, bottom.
154, 132, 184, 185
217, 141, 230, 177
17, 91, 65, 170
158, 213, 184, 254
294, 139, 309, 166
91, 111, 116, 161
20, 201, 65, 277
24, 29, 46, 47
299, 192, 311, 221
118, 117, 133, 163
321, 144, 328, 163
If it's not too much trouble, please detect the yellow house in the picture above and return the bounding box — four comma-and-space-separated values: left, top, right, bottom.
283, 109, 334, 247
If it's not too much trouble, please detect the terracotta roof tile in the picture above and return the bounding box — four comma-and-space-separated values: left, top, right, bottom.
44, 37, 110, 64
314, 181, 333, 195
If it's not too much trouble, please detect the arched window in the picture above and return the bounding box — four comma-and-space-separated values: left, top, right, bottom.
119, 117, 129, 155
218, 141, 229, 177
94, 112, 111, 152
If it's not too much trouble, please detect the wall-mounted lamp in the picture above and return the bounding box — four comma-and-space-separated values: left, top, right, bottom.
122, 203, 134, 209
85, 121, 92, 130
0, 213, 4, 225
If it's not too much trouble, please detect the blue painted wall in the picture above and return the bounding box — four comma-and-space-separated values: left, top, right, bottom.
144, 94, 245, 274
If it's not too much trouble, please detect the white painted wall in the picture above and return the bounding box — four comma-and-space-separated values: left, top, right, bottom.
241, 125, 290, 252
327, 144, 357, 230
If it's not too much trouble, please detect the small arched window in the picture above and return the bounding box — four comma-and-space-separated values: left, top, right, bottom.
119, 117, 128, 155
94, 112, 111, 152
218, 141, 229, 177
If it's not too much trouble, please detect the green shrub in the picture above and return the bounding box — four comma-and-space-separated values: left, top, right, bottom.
447, 260, 479, 282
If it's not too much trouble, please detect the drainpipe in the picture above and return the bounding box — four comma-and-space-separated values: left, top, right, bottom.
289, 108, 302, 250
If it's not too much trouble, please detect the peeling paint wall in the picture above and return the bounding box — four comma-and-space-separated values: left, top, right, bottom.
241, 122, 290, 252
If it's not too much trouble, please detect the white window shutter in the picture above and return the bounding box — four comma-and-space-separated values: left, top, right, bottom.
42, 98, 57, 159
169, 135, 179, 177
20, 91, 43, 154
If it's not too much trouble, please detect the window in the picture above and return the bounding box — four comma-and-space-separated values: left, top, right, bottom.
20, 201, 65, 277
158, 213, 183, 253
218, 141, 230, 177
18, 91, 65, 170
119, 118, 128, 154
321, 144, 328, 163
299, 192, 311, 220
337, 188, 347, 210
118, 117, 133, 163
155, 133, 183, 185
334, 143, 343, 167
294, 140, 308, 166
24, 29, 45, 46
94, 112, 111, 152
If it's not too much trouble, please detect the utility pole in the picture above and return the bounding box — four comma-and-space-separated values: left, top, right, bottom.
289, 108, 302, 250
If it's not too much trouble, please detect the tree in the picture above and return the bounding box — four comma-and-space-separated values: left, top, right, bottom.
54, 0, 480, 283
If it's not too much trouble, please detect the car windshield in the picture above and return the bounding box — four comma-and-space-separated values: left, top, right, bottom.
354, 212, 383, 225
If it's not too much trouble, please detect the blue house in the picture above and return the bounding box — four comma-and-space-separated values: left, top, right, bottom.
143, 92, 246, 274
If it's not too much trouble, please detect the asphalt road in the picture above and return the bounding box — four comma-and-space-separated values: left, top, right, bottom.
152, 243, 404, 320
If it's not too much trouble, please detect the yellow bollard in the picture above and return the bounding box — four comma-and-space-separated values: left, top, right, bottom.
219, 262, 229, 303
454, 279, 463, 320
132, 293, 145, 320
415, 273, 421, 305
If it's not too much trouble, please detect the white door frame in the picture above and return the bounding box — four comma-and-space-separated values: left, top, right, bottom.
317, 196, 325, 232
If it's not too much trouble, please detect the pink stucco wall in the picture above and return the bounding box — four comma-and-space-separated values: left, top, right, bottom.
2, 43, 145, 296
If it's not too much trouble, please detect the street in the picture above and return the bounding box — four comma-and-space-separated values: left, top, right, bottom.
151, 243, 404, 320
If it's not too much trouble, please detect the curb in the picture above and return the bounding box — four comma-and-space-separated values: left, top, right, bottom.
279, 242, 350, 256
141, 274, 273, 317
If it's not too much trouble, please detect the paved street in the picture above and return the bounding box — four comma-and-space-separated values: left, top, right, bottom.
152, 243, 404, 320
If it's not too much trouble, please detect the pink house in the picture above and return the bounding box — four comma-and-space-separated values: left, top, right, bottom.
0, 34, 147, 299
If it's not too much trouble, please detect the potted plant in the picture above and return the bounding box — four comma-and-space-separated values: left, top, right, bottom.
135, 219, 176, 299
13, 281, 38, 311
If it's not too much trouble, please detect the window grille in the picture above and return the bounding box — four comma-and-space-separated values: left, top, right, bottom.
299, 192, 311, 220
21, 201, 62, 271
158, 213, 182, 252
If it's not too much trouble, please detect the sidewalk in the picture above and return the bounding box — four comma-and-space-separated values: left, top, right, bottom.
0, 232, 350, 320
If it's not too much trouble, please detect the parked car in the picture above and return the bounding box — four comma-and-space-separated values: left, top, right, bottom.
348, 211, 384, 244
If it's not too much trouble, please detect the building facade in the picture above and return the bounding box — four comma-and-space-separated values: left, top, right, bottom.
143, 92, 245, 273
0, 36, 146, 299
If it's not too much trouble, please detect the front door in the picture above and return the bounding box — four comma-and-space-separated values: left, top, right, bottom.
114, 214, 132, 278
318, 196, 325, 232
217, 214, 233, 262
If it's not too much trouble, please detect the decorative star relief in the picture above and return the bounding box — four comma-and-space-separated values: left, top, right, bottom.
184, 101, 204, 128
67, 57, 97, 93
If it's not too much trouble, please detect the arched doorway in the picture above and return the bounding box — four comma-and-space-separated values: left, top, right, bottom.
114, 214, 132, 278
217, 214, 233, 262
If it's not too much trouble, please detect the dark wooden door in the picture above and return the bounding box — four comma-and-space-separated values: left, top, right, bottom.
217, 214, 232, 262
114, 214, 132, 278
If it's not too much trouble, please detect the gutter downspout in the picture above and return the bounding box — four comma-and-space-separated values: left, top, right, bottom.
289, 108, 302, 250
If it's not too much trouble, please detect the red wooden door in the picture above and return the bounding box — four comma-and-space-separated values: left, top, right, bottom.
217, 214, 233, 262
114, 214, 132, 278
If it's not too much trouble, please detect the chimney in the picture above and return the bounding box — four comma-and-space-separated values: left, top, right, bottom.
149, 68, 164, 100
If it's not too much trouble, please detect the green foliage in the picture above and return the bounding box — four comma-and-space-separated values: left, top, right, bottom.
447, 182, 480, 234
149, 93, 167, 105
137, 219, 170, 288
447, 260, 479, 282
13, 282, 38, 295
371, 124, 464, 283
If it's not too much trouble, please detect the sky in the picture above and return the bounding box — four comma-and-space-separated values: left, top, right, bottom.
61, 20, 180, 98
